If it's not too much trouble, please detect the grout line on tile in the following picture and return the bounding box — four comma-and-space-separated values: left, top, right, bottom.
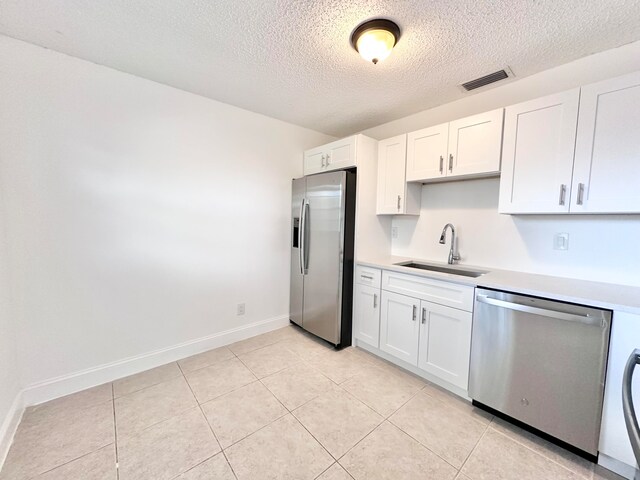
236, 352, 337, 462
386, 414, 464, 472
335, 419, 389, 463
313, 462, 336, 480
112, 363, 182, 399
288, 411, 338, 462
485, 424, 594, 479
220, 449, 240, 480
195, 350, 296, 452
335, 460, 357, 480
176, 361, 230, 478
458, 422, 489, 475
218, 410, 290, 452
176, 347, 236, 375
111, 383, 120, 480
32, 443, 117, 478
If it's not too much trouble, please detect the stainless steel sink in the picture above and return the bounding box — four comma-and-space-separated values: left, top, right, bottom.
394, 261, 487, 278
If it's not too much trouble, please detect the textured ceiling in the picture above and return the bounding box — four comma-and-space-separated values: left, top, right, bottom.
1, 0, 639, 136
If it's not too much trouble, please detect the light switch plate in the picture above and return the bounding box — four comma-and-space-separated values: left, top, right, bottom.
554, 233, 569, 251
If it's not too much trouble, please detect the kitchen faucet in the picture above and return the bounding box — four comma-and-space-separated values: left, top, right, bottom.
439, 223, 461, 265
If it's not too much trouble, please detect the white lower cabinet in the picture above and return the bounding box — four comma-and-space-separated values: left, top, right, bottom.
380, 290, 420, 365
353, 283, 381, 348
357, 264, 474, 394
379, 282, 473, 392
417, 301, 472, 390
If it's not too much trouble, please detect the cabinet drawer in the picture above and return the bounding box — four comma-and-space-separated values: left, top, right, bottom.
355, 265, 382, 287
382, 270, 474, 312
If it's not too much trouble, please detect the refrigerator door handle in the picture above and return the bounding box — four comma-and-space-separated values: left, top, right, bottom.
300, 199, 310, 274
299, 198, 306, 275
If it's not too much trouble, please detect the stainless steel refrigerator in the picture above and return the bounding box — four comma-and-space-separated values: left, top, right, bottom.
290, 169, 356, 348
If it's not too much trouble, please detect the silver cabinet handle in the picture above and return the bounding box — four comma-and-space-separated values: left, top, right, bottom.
439, 155, 444, 174
449, 154, 453, 172
397, 195, 401, 211
577, 183, 585, 205
421, 307, 426, 324
412, 305, 417, 321
321, 154, 326, 168
623, 349, 640, 463
373, 294, 378, 309
360, 274, 373, 280
558, 184, 566, 206
475, 294, 605, 326
326, 153, 331, 165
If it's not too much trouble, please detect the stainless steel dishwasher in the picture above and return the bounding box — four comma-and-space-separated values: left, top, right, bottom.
469, 288, 612, 457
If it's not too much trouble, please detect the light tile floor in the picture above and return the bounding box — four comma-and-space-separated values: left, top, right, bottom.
0, 325, 625, 480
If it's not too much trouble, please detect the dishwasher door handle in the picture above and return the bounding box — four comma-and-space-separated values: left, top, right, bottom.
475, 294, 605, 327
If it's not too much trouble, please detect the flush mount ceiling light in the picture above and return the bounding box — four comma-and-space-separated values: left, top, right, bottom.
350, 19, 401, 65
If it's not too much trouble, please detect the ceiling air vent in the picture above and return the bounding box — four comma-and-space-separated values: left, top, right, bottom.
461, 69, 511, 91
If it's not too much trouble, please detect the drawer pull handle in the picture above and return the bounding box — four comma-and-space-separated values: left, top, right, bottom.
361, 275, 373, 280
412, 305, 417, 321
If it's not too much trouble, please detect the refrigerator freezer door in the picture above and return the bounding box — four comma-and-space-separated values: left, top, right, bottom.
289, 177, 306, 327
303, 171, 346, 345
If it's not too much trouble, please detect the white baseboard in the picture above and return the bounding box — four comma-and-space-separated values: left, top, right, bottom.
0, 391, 24, 470
22, 315, 290, 407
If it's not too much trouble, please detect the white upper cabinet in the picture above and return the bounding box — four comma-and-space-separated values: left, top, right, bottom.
376, 134, 421, 215
499, 89, 580, 214
405, 109, 504, 183
448, 108, 504, 177
499, 71, 640, 215
571, 71, 640, 213
406, 124, 449, 181
303, 136, 356, 175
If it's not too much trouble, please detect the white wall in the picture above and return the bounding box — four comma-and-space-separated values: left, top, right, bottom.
0, 35, 333, 391
0, 189, 20, 461
361, 41, 640, 287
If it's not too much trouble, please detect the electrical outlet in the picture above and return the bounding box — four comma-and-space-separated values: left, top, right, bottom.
392, 226, 398, 239
553, 233, 569, 251
237, 303, 245, 315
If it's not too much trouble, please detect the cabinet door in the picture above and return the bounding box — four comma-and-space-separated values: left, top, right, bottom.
447, 108, 504, 178
325, 136, 356, 171
417, 301, 472, 390
376, 134, 407, 214
499, 90, 579, 214
353, 284, 381, 348
571, 72, 640, 213
303, 146, 327, 176
379, 291, 420, 365
406, 124, 449, 181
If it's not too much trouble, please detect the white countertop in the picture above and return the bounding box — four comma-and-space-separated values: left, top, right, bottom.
356, 255, 640, 315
